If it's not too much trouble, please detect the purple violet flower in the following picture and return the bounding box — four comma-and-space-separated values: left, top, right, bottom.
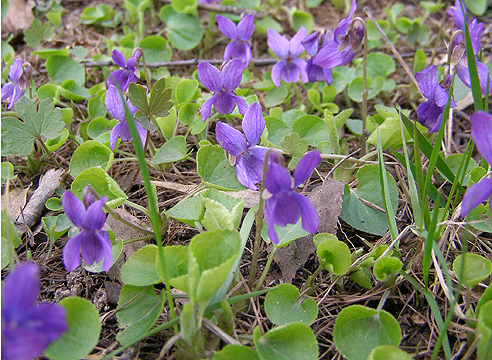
461, 111, 492, 218
263, 150, 321, 244
216, 14, 255, 65
1, 58, 29, 110
62, 187, 113, 272
448, 0, 491, 95
216, 102, 267, 190
312, 0, 363, 69
267, 27, 308, 87
415, 65, 457, 133
301, 31, 333, 84
1, 262, 68, 360
197, 59, 248, 122
106, 85, 148, 150
107, 50, 139, 92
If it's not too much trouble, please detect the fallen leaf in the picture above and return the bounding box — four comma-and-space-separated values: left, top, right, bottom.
2, 0, 35, 33
1, 185, 30, 219
274, 179, 344, 283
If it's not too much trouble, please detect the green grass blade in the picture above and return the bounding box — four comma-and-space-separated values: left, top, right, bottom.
423, 193, 440, 289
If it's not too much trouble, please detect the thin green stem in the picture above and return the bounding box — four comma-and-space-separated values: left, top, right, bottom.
293, 83, 301, 108
38, 139, 62, 169
352, 17, 368, 156
254, 246, 278, 291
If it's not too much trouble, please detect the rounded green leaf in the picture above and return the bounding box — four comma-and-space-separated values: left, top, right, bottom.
197, 145, 246, 191
176, 79, 199, 104
289, 10, 314, 33
45, 128, 70, 152
293, 115, 327, 147
178, 103, 199, 125
265, 116, 290, 146
165, 196, 204, 226
477, 300, 492, 360
264, 86, 288, 108
373, 256, 403, 282
46, 56, 85, 86
140, 35, 172, 63
253, 322, 318, 360
366, 345, 412, 360
314, 234, 351, 275
44, 297, 101, 360
265, 284, 318, 325
333, 305, 401, 360
71, 167, 128, 208
69, 140, 114, 178
120, 245, 164, 286
453, 253, 492, 288
151, 135, 189, 164
213, 344, 260, 360
171, 0, 197, 13
166, 12, 203, 51
88, 116, 110, 139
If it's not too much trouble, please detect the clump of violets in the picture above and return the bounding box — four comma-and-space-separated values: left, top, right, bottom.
461, 111, 492, 218
1, 58, 30, 110
197, 59, 248, 122
62, 187, 113, 272
107, 49, 140, 92
415, 65, 456, 133
216, 102, 267, 190
267, 27, 308, 87
301, 31, 333, 84
106, 85, 148, 150
216, 14, 255, 65
313, 0, 363, 69
2, 262, 68, 360
263, 150, 321, 244
447, 0, 491, 95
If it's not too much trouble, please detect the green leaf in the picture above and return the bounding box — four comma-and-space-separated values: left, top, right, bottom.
171, 0, 197, 13
350, 268, 372, 289
44, 297, 101, 360
202, 198, 233, 231
213, 344, 260, 360
334, 305, 401, 360
261, 216, 309, 247
373, 257, 403, 282
176, 79, 199, 105
357, 52, 395, 79
88, 117, 110, 139
314, 233, 351, 275
1, 162, 16, 185
116, 285, 165, 346
128, 82, 150, 115
197, 145, 247, 190
190, 229, 241, 303
201, 189, 243, 230
165, 11, 203, 51
33, 48, 71, 60
120, 245, 164, 286
476, 285, 492, 318
59, 80, 90, 101
151, 135, 188, 164
477, 300, 492, 360
157, 245, 190, 284
281, 133, 309, 169
2, 97, 64, 156
46, 56, 85, 86
465, 0, 486, 15
340, 164, 398, 236
348, 76, 384, 102
71, 167, 128, 208
367, 116, 410, 150
69, 140, 114, 178
366, 345, 413, 360
140, 35, 172, 62
413, 49, 427, 74
264, 284, 318, 326
306, 0, 323, 7
24, 18, 55, 48
88, 97, 107, 119
264, 86, 289, 108
150, 78, 173, 117
293, 115, 327, 147
164, 196, 204, 226
178, 103, 199, 125
265, 116, 290, 146
255, 16, 283, 35
289, 9, 314, 33
453, 253, 492, 288
253, 322, 318, 360
45, 128, 70, 152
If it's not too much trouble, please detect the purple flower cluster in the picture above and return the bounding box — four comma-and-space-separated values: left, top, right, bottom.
107, 49, 140, 92
216, 14, 255, 65
1, 58, 30, 110
461, 111, 492, 218
2, 262, 67, 360
301, 31, 333, 84
263, 150, 321, 244
62, 187, 113, 272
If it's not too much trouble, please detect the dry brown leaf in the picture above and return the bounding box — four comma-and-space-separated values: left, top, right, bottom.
2, 0, 35, 33
274, 179, 345, 283
1, 185, 30, 219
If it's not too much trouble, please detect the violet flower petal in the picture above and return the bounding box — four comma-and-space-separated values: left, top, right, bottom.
291, 58, 308, 83
215, 121, 247, 156
231, 94, 249, 115
224, 41, 236, 62
293, 192, 319, 233
415, 65, 438, 101
80, 231, 105, 266
9, 58, 23, 83
2, 262, 39, 316
242, 102, 264, 146
302, 31, 320, 57
216, 14, 237, 39
264, 162, 292, 194
197, 62, 223, 92
264, 196, 280, 244
1, 83, 15, 102
280, 61, 301, 83
214, 92, 239, 114
63, 231, 84, 271
110, 121, 124, 150
271, 60, 286, 87
293, 150, 321, 187
82, 197, 108, 230
62, 191, 86, 228
273, 192, 302, 226
312, 40, 355, 68
416, 101, 442, 133
97, 230, 114, 271
199, 93, 218, 121
471, 111, 492, 165
237, 14, 255, 40
222, 59, 246, 92
461, 178, 492, 218
105, 85, 126, 121
267, 29, 290, 59
112, 50, 127, 68
242, 147, 267, 181
235, 155, 259, 190
289, 27, 307, 58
